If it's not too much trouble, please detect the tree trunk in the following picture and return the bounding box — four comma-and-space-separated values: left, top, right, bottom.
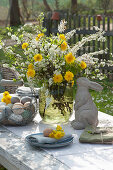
9, 0, 21, 26
71, 0, 77, 14
55, 0, 59, 10
43, 0, 51, 11
22, 0, 30, 21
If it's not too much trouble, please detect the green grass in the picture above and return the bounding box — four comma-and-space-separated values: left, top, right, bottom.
90, 79, 113, 115
0, 167, 7, 170
0, 27, 8, 39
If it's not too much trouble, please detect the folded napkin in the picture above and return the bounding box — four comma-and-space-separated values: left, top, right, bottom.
28, 133, 73, 144
16, 86, 40, 97
79, 126, 113, 144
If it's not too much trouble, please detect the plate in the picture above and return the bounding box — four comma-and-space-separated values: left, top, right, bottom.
26, 133, 74, 148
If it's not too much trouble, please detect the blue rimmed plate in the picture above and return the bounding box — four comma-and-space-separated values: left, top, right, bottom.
26, 133, 74, 148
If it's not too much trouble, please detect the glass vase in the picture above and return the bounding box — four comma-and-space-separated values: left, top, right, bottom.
39, 84, 74, 124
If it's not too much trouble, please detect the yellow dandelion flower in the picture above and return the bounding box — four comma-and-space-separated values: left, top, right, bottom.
59, 34, 66, 40
1, 97, 6, 103
80, 61, 87, 69
3, 91, 9, 97
22, 42, 28, 49
54, 131, 65, 139
28, 63, 34, 69
1, 95, 11, 105
60, 41, 67, 51
49, 132, 55, 138
53, 74, 63, 83
36, 33, 44, 41
27, 69, 35, 78
65, 52, 75, 64
5, 95, 11, 105
64, 71, 74, 82
53, 130, 57, 134
34, 54, 43, 62
72, 80, 74, 87
56, 125, 62, 131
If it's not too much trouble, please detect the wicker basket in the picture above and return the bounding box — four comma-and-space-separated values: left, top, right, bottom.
0, 100, 37, 126
0, 65, 23, 93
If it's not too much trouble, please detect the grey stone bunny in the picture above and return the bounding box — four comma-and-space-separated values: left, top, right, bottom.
71, 77, 103, 130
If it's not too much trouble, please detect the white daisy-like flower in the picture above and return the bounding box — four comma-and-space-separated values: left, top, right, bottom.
11, 35, 17, 41
0, 45, 2, 49
8, 32, 11, 36
58, 20, 67, 33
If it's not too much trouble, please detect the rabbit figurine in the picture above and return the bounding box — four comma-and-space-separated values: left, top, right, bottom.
71, 77, 103, 130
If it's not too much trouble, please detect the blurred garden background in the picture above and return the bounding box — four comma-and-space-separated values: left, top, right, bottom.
1, 0, 113, 26
0, 0, 113, 119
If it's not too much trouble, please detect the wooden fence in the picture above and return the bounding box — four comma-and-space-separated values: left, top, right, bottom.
43, 13, 113, 75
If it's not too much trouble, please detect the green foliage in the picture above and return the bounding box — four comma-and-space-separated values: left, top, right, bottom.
0, 27, 8, 39
0, 166, 7, 170
90, 79, 113, 116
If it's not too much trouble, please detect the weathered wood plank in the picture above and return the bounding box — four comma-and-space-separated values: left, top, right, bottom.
83, 16, 86, 54
73, 14, 76, 44
0, 126, 69, 170
107, 17, 110, 60
78, 15, 81, 56
88, 15, 91, 53
102, 16, 105, 60
93, 16, 96, 52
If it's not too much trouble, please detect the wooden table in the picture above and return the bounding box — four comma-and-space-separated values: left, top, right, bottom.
0, 125, 69, 170
0, 111, 113, 170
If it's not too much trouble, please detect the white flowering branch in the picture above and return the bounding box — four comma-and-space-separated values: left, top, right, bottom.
71, 29, 106, 56
65, 29, 76, 40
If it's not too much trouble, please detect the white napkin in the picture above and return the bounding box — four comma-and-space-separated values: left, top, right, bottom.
16, 86, 40, 96
28, 133, 72, 144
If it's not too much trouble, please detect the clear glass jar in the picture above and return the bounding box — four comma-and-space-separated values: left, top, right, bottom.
39, 84, 74, 124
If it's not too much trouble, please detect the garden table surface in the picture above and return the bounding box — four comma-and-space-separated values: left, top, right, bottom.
0, 111, 113, 170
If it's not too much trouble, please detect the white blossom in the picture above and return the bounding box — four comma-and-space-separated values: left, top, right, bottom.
58, 20, 67, 33
49, 78, 53, 86
11, 35, 17, 41
8, 32, 11, 36
65, 29, 76, 40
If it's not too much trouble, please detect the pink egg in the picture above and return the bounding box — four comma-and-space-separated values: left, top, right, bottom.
43, 128, 53, 137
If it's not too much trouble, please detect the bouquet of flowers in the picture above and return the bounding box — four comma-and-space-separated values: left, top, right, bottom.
1, 13, 109, 88
1, 13, 112, 123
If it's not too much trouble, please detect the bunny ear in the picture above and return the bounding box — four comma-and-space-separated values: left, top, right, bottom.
89, 81, 103, 91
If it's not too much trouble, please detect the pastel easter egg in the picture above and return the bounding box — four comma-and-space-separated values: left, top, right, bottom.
21, 110, 31, 120
11, 96, 20, 104
20, 97, 32, 105
43, 128, 53, 137
7, 103, 13, 108
0, 105, 6, 112
24, 101, 30, 108
4, 106, 13, 117
26, 103, 35, 113
8, 113, 23, 123
0, 112, 5, 122
12, 103, 24, 115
